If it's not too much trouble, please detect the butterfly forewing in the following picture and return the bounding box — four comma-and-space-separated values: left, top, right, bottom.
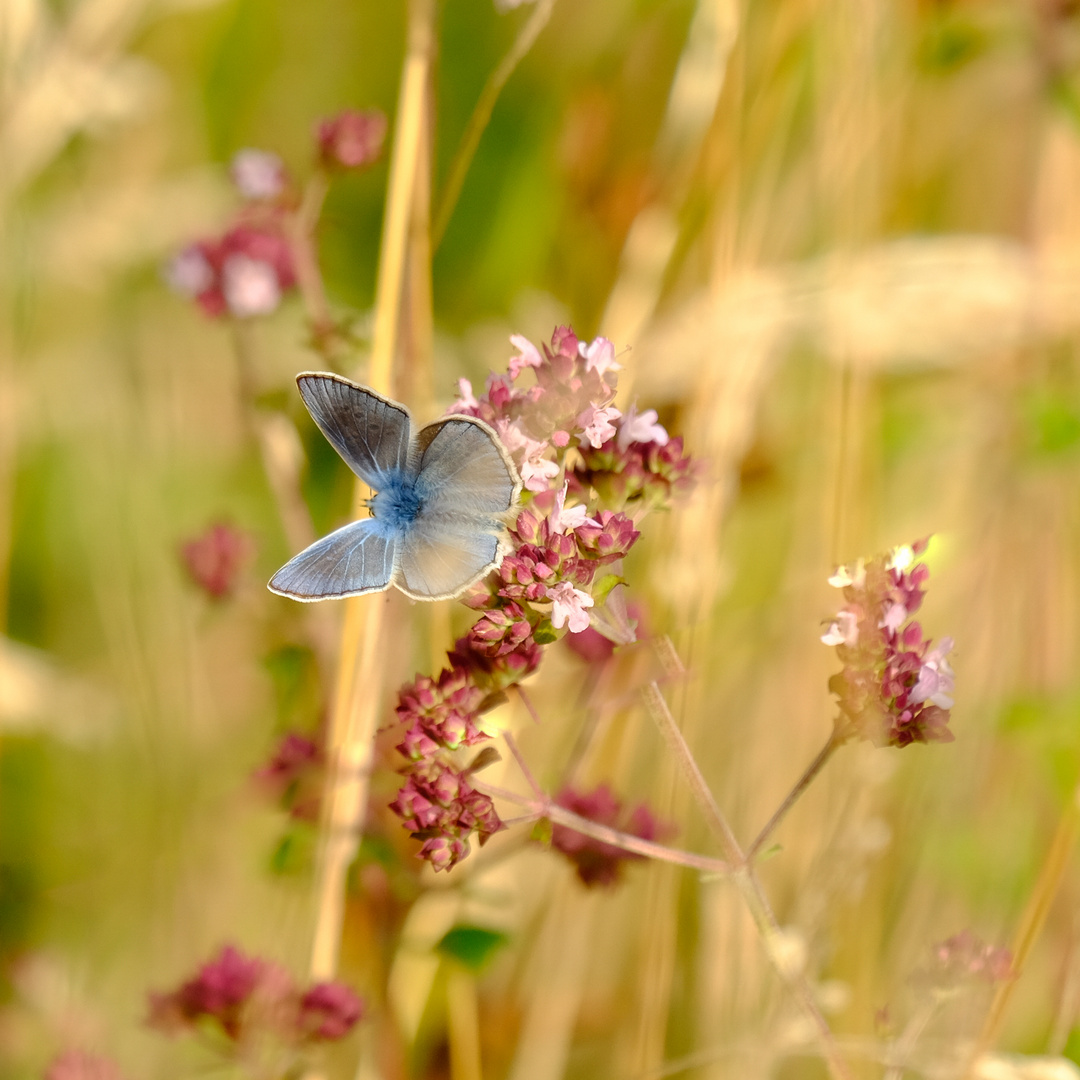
297, 373, 412, 488
414, 417, 520, 515
269, 519, 397, 600
396, 516, 503, 601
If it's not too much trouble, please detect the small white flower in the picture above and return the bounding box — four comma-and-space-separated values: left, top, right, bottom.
578, 336, 621, 377
827, 559, 866, 589
879, 602, 907, 632
550, 481, 596, 533
454, 378, 479, 410
230, 148, 286, 200
616, 402, 669, 451
519, 456, 559, 492
222, 254, 281, 317
887, 545, 915, 572
508, 334, 543, 379
577, 403, 621, 449
547, 581, 594, 633
164, 246, 213, 297
821, 610, 859, 647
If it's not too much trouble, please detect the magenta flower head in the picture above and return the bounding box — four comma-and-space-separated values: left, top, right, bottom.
148, 945, 365, 1049
254, 732, 323, 819
297, 981, 364, 1041
316, 109, 388, 170
823, 539, 955, 748
551, 784, 669, 888
148, 944, 267, 1040
180, 522, 254, 599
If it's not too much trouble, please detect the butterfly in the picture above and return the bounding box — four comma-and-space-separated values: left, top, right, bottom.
269, 372, 521, 602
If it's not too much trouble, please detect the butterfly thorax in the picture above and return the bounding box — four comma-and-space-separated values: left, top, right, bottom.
369, 474, 423, 530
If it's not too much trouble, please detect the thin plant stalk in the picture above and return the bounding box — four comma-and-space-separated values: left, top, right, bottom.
229, 321, 316, 557
308, 0, 437, 982
288, 170, 337, 358
745, 731, 843, 861
431, 0, 556, 248
641, 677, 854, 1080
474, 778, 730, 876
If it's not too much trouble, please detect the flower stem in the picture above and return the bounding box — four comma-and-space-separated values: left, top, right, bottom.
641, 677, 854, 1080
474, 780, 730, 875
745, 731, 842, 862
288, 170, 337, 360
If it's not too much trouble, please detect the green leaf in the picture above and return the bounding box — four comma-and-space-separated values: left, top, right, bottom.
436, 924, 510, 973
530, 817, 553, 847
592, 573, 626, 605
532, 619, 558, 645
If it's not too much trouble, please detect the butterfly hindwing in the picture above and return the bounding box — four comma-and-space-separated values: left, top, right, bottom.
297, 373, 413, 488
268, 519, 397, 601
396, 515, 503, 601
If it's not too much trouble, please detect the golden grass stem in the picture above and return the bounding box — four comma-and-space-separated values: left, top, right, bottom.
447, 968, 484, 1080
964, 779, 1080, 1076
308, 0, 436, 983
431, 0, 556, 249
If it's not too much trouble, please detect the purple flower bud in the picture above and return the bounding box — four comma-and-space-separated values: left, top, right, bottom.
316, 110, 387, 170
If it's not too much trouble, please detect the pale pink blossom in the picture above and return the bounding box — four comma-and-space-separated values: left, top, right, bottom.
577, 403, 621, 449
616, 402, 669, 451
230, 148, 286, 200
164, 246, 213, 297
520, 455, 559, 492
222, 254, 281, 317
508, 334, 543, 379
578, 336, 621, 378
551, 481, 595, 533
821, 610, 859, 646
879, 602, 907, 632
454, 378, 479, 411
909, 637, 955, 708
547, 581, 595, 632
495, 418, 544, 460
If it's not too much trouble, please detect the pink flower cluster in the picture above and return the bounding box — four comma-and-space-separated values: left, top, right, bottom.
166, 214, 297, 320
551, 784, 668, 887
148, 945, 363, 1048
254, 731, 323, 821
388, 327, 691, 872
931, 929, 1013, 985
822, 539, 955, 748
165, 109, 386, 319
389, 760, 505, 872
180, 521, 254, 599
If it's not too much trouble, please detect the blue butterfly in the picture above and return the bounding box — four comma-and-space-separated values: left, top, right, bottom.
269, 372, 521, 602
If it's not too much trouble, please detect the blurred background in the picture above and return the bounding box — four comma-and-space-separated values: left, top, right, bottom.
4, 0, 1080, 1077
